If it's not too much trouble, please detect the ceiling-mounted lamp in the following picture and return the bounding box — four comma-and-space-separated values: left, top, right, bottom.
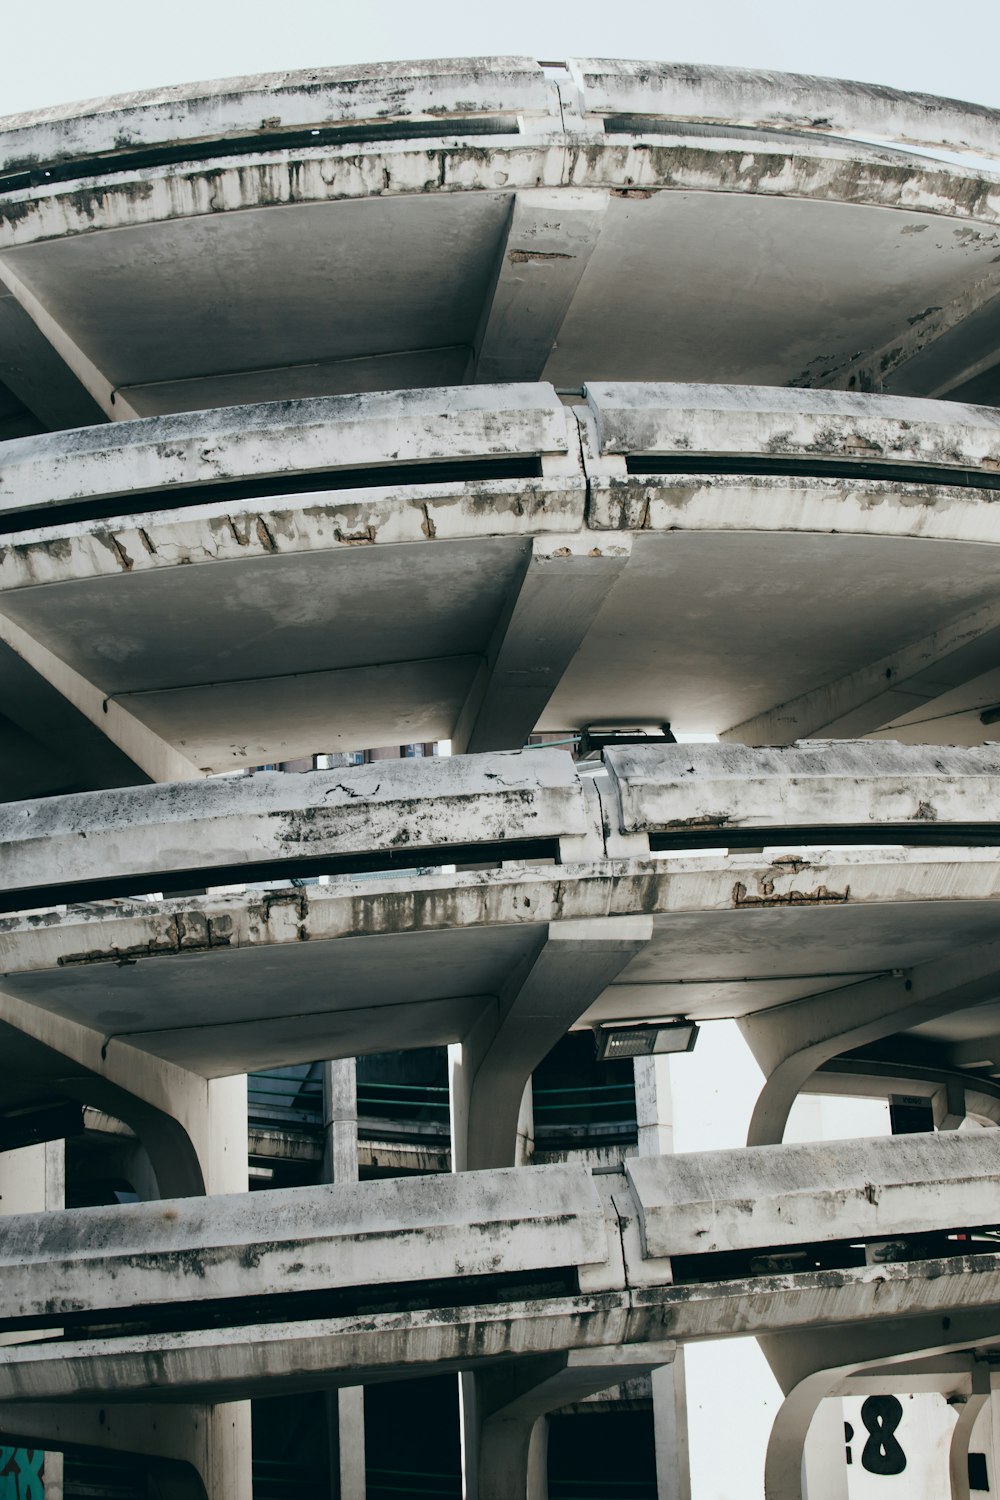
594, 1018, 699, 1061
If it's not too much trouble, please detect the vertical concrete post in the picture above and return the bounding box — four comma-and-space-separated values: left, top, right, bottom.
323, 1059, 366, 1500
634, 1055, 690, 1500
0, 1141, 65, 1499
190, 1075, 252, 1500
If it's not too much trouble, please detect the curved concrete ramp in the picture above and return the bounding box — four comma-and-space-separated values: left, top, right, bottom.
1, 1132, 999, 1401
5, 741, 1000, 907
6, 384, 1000, 784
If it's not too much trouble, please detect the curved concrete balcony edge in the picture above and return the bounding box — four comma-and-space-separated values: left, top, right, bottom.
3, 58, 999, 186
6, 742, 1000, 908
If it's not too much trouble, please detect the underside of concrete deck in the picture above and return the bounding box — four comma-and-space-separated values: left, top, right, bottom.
4, 384, 1000, 792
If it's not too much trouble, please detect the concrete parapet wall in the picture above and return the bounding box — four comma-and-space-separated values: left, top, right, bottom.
5, 742, 1000, 906
3, 57, 999, 184
0, 383, 574, 522
603, 741, 1000, 837
582, 381, 1000, 470
626, 1131, 1000, 1260
0, 747, 585, 898
0, 1162, 608, 1325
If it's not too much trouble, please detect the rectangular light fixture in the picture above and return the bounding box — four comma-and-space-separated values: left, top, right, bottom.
594, 1019, 699, 1061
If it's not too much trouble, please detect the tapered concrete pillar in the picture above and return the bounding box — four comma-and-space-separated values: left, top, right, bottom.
468, 1347, 676, 1500
450, 916, 651, 1500
0, 993, 251, 1498
738, 941, 1000, 1147
323, 1058, 366, 1500
450, 916, 652, 1173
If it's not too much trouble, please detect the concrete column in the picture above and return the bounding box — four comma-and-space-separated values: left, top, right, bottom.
949, 1371, 991, 1500
450, 917, 653, 1172
0, 1402, 247, 1499
0, 1141, 65, 1498
451, 917, 651, 1500
470, 1347, 677, 1500
634, 1054, 690, 1500
0, 998, 252, 1499
323, 1059, 366, 1500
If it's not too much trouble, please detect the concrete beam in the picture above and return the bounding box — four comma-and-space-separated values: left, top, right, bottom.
474, 190, 609, 384
0, 1162, 608, 1330
0, 60, 556, 181
0, 383, 573, 525
0, 747, 585, 906
7, 1128, 1000, 1338
809, 1058, 989, 1130
626, 1129, 1000, 1264
0, 610, 204, 785
807, 272, 1000, 401
721, 599, 1000, 744
0, 1401, 248, 1500
738, 939, 1000, 1146
604, 740, 1000, 842
0, 262, 138, 422
453, 537, 631, 753
582, 381, 1000, 473
451, 915, 651, 1172
0, 988, 246, 1199
473, 1344, 675, 1500
5, 1253, 1000, 1406
569, 59, 1000, 161
0, 285, 106, 430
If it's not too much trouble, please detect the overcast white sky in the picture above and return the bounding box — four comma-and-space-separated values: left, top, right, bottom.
2, 0, 998, 118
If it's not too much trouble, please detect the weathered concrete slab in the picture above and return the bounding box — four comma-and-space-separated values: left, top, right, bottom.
2, 63, 1000, 429
0, 1163, 608, 1327
583, 382, 1000, 471
2, 1135, 1000, 1401
7, 741, 1000, 908
0, 58, 554, 178
4, 1255, 1000, 1404
6, 58, 999, 184
625, 1131, 1000, 1261
3, 1255, 1000, 1405
603, 741, 1000, 836
0, 748, 585, 901
6, 379, 1000, 775
569, 59, 1000, 161
3, 844, 1000, 1079
0, 384, 574, 524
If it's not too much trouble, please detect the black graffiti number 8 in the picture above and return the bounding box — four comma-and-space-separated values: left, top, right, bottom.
860, 1395, 907, 1476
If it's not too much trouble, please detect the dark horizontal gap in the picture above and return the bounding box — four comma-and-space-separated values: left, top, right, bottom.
671, 1224, 1000, 1285
0, 455, 542, 537
648, 823, 1000, 852
0, 1265, 579, 1340
601, 117, 916, 157
0, 116, 519, 194
5, 837, 558, 920
626, 453, 1000, 491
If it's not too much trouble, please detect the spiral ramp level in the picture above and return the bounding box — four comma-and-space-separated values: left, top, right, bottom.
3, 56, 1000, 1500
